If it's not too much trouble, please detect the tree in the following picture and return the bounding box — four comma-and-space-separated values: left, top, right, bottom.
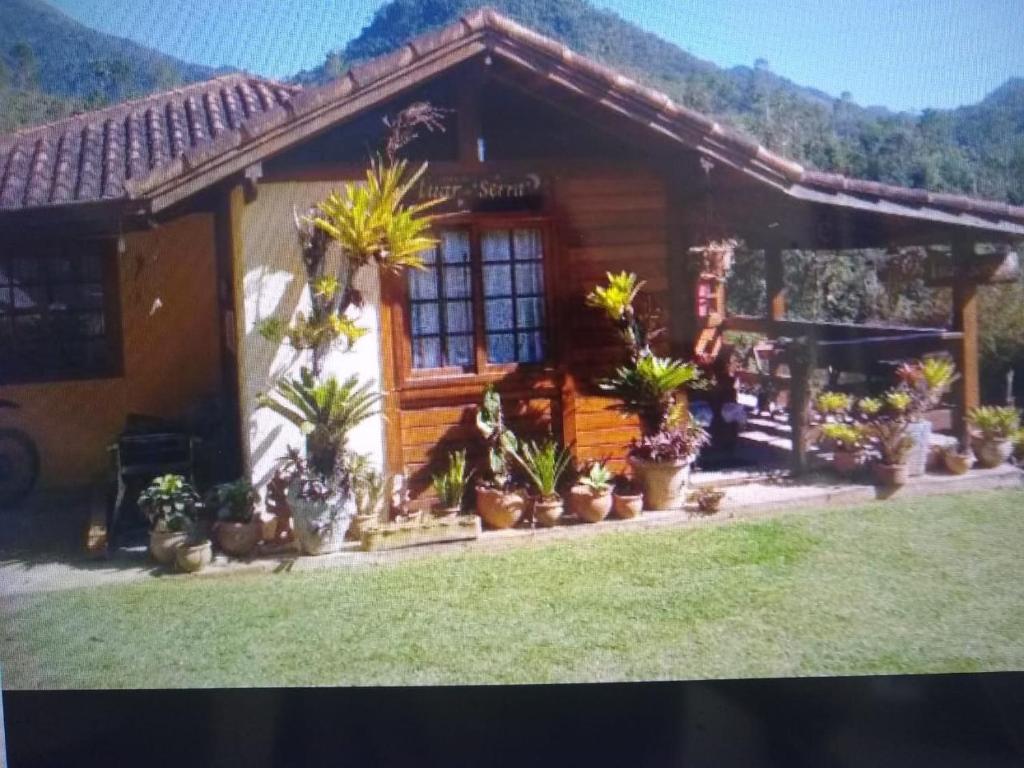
10, 42, 38, 89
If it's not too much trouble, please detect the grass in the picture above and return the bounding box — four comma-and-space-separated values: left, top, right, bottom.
2, 488, 1023, 689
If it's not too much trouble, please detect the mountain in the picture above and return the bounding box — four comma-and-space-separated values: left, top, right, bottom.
0, 0, 217, 132
298, 0, 1022, 207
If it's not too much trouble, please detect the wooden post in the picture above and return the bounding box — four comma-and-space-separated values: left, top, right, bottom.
786, 337, 816, 476
951, 241, 980, 446
765, 245, 785, 322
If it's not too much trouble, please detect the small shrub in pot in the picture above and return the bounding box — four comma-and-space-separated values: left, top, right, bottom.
867, 391, 915, 489
690, 485, 726, 514
137, 474, 201, 565
432, 449, 470, 518
611, 475, 644, 519
967, 406, 1020, 468
569, 461, 614, 523
208, 480, 260, 557
818, 422, 867, 476
474, 385, 526, 529
511, 439, 573, 528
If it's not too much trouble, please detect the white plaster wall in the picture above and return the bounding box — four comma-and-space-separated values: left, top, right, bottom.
239, 181, 385, 487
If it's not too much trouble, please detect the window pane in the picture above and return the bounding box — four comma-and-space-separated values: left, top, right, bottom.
78, 253, 104, 282
446, 301, 473, 334
517, 332, 545, 363
0, 287, 9, 310
487, 333, 515, 364
447, 334, 473, 366
513, 229, 542, 260
46, 256, 75, 282
515, 262, 543, 295
412, 337, 442, 369
483, 264, 511, 296
51, 283, 104, 311
11, 257, 43, 284
485, 298, 513, 331
440, 230, 470, 263
516, 297, 544, 328
481, 230, 511, 262
442, 265, 471, 299
408, 267, 438, 300
410, 303, 440, 335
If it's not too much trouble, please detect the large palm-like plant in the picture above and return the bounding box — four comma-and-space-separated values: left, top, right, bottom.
600, 353, 703, 435
258, 368, 381, 477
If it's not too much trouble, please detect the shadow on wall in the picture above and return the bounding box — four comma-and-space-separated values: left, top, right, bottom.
239, 182, 387, 490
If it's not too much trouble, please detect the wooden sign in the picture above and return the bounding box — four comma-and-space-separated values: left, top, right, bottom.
925, 247, 1020, 286
415, 173, 546, 212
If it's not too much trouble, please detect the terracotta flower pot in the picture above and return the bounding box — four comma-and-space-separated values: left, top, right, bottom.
568, 485, 612, 523
612, 492, 643, 519
970, 436, 1012, 469
149, 529, 188, 565
873, 462, 909, 488
475, 486, 526, 530
213, 520, 260, 557
942, 451, 972, 475
175, 540, 213, 573
532, 496, 564, 528
629, 456, 691, 511
832, 448, 862, 477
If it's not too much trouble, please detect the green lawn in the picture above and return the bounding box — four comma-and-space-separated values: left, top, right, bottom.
2, 488, 1023, 689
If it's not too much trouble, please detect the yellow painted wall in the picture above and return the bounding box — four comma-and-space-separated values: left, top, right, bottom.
0, 214, 223, 489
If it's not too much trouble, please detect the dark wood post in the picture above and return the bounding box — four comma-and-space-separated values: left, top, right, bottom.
951, 241, 980, 446
786, 337, 816, 476
764, 245, 785, 322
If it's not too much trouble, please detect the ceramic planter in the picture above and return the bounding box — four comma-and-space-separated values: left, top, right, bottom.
475, 486, 526, 530
832, 448, 862, 477
213, 520, 260, 557
286, 486, 350, 556
568, 486, 612, 523
629, 456, 692, 511
970, 436, 1012, 469
612, 492, 643, 519
532, 497, 564, 527
175, 540, 213, 573
942, 451, 972, 475
873, 462, 909, 488
905, 420, 932, 476
149, 529, 188, 565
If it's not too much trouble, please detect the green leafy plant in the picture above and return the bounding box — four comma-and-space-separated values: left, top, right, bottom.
511, 440, 573, 500
883, 390, 913, 415
138, 474, 201, 533
870, 420, 915, 466
432, 449, 471, 509
967, 406, 1021, 440
257, 367, 381, 479
206, 480, 257, 523
600, 353, 703, 435
815, 391, 854, 418
856, 397, 883, 417
475, 385, 519, 489
578, 462, 613, 495
349, 454, 389, 522
896, 357, 959, 413
819, 422, 866, 452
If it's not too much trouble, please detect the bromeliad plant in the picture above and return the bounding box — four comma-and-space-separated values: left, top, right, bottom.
257, 103, 448, 374
967, 405, 1020, 440
578, 461, 614, 495
432, 449, 471, 513
896, 357, 959, 414
511, 439, 573, 502
819, 422, 867, 453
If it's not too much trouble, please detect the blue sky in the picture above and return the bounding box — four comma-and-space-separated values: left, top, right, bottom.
48, 0, 1024, 112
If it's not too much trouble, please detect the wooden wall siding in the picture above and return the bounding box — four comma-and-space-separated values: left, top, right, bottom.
0, 214, 223, 488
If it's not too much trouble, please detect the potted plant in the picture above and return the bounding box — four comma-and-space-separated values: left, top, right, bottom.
137, 474, 201, 565
569, 461, 614, 523
967, 405, 1020, 468
432, 449, 470, 519
474, 386, 527, 530
814, 391, 854, 423
611, 475, 644, 519
258, 368, 381, 554
511, 439, 573, 527
691, 486, 726, 514
818, 422, 867, 476
586, 272, 707, 511
350, 457, 388, 540
896, 357, 958, 475
939, 444, 973, 475
207, 480, 260, 557
867, 391, 915, 488
175, 527, 214, 573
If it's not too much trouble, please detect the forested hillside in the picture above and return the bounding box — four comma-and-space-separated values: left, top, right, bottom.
0, 0, 215, 132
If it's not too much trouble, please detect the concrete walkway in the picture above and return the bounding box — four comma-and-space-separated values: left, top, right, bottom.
1, 465, 1021, 599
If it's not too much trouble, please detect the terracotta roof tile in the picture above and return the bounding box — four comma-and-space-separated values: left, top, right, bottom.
1, 7, 1021, 231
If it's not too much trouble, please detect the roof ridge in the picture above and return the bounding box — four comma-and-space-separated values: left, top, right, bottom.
0, 72, 300, 145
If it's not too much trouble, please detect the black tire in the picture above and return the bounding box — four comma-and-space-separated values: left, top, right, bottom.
0, 428, 40, 510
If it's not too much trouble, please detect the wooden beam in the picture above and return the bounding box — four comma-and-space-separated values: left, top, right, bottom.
764, 245, 785, 321
951, 241, 981, 445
